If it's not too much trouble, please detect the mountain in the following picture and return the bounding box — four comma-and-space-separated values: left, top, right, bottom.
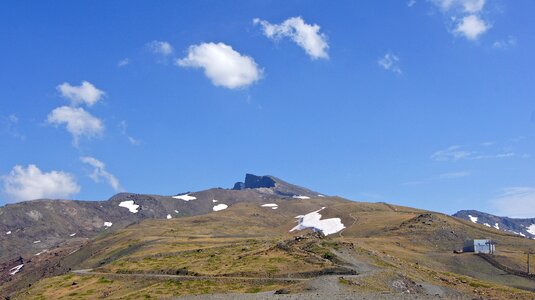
0, 174, 321, 263
453, 210, 535, 239
2, 175, 535, 299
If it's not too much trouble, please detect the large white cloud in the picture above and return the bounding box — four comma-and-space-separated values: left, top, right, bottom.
492, 187, 535, 218
176, 42, 262, 89
47, 106, 104, 145
80, 156, 122, 192
2, 165, 80, 202
454, 14, 490, 40
253, 17, 329, 60
57, 81, 105, 107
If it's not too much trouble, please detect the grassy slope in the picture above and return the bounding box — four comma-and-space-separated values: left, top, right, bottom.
13, 197, 535, 299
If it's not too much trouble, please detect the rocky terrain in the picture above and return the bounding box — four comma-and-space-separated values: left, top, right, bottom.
453, 210, 535, 239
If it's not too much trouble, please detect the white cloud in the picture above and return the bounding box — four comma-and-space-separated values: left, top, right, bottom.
378, 53, 402, 74
432, 0, 486, 13
408, 0, 417, 7
1, 164, 80, 202
47, 106, 104, 145
117, 58, 129, 67
80, 156, 122, 192
432, 145, 472, 161
253, 17, 329, 60
177, 42, 262, 89
147, 40, 173, 56
492, 187, 535, 218
431, 144, 524, 161
1, 114, 25, 140
454, 14, 490, 40
57, 81, 105, 107
430, 0, 490, 40
119, 120, 141, 145
493, 36, 517, 49
439, 171, 470, 179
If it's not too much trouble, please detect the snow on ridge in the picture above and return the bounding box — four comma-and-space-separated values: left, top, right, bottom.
293, 195, 311, 199
103, 221, 113, 228
173, 194, 197, 201
290, 207, 345, 236
261, 203, 279, 210
9, 264, 23, 275
527, 224, 535, 235
119, 200, 140, 213
468, 215, 478, 223
166, 214, 172, 219
494, 223, 500, 230
317, 194, 325, 197
213, 204, 228, 211
483, 223, 491, 227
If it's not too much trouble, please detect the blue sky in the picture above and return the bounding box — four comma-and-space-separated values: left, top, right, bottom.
1, 0, 534, 217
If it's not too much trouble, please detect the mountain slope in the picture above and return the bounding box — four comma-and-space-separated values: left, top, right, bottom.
453, 210, 535, 239
7, 197, 535, 299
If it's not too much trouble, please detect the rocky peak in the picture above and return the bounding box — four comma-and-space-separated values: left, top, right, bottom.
233, 174, 277, 190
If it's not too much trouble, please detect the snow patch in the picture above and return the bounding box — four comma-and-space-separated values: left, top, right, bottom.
9, 264, 23, 275
261, 203, 278, 208
527, 224, 535, 235
494, 223, 500, 230
213, 204, 228, 211
468, 215, 478, 223
290, 207, 345, 236
119, 200, 140, 213
317, 194, 325, 197
483, 223, 491, 227
292, 195, 310, 199
35, 250, 48, 256
172, 194, 197, 201
6, 231, 11, 235
69, 233, 76, 237
166, 214, 172, 219
103, 222, 113, 228
33, 240, 41, 244
272, 207, 278, 210
212, 199, 218, 203
174, 210, 179, 213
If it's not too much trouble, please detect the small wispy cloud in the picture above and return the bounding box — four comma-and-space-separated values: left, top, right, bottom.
439, 171, 470, 179
117, 58, 130, 67
253, 17, 329, 60
147, 40, 173, 56
408, 0, 417, 7
493, 36, 517, 49
431, 144, 527, 161
80, 156, 122, 192
119, 120, 141, 145
378, 53, 402, 74
1, 114, 25, 140
492, 187, 535, 218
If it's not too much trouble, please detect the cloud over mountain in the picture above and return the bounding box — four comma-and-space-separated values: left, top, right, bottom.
1, 164, 80, 202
